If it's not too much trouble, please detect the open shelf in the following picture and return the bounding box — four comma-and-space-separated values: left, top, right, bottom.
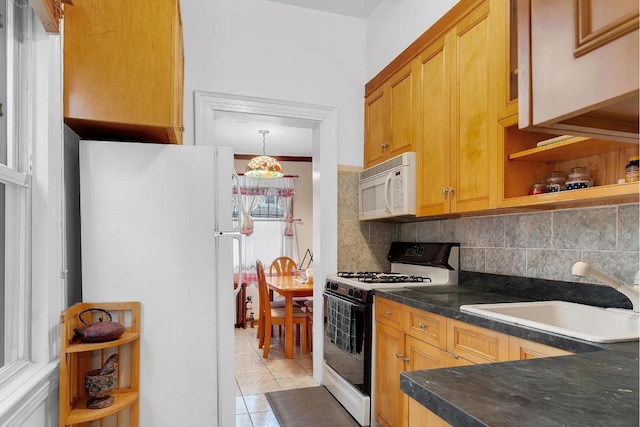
63, 390, 139, 425
499, 114, 640, 209
500, 182, 640, 208
65, 331, 140, 353
509, 136, 639, 163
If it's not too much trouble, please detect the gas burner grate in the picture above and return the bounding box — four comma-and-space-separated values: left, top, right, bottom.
337, 271, 380, 279
360, 274, 432, 284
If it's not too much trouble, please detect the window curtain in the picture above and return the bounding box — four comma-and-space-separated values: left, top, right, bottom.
233, 175, 269, 236
276, 177, 299, 262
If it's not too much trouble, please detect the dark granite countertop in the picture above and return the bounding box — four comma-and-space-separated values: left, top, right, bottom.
374, 273, 640, 427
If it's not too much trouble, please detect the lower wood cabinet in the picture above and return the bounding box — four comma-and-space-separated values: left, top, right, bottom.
408, 398, 453, 427
374, 297, 574, 427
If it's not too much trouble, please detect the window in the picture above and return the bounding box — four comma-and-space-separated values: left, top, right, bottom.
233, 194, 285, 219
0, 1, 62, 423
0, 0, 32, 372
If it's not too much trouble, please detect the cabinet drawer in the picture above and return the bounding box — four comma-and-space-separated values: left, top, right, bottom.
405, 308, 447, 348
508, 336, 574, 360
375, 297, 405, 329
446, 319, 508, 364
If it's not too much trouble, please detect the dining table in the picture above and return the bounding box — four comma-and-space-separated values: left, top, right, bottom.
265, 274, 314, 359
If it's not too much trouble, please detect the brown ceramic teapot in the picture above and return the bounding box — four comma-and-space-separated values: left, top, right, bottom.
74, 308, 125, 343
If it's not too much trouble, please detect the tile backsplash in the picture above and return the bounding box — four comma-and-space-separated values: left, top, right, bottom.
338, 170, 639, 285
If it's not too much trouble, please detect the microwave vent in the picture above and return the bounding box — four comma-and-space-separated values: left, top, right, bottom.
360, 154, 407, 180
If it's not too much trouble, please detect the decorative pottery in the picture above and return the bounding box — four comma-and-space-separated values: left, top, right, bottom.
85, 354, 119, 409
74, 308, 125, 343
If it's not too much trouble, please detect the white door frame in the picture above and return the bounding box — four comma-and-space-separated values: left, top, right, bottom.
194, 90, 337, 383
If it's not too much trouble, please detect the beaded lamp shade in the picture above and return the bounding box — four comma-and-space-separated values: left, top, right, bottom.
246, 130, 284, 178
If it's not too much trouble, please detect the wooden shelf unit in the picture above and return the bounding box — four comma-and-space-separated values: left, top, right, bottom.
499, 115, 640, 208
59, 301, 141, 427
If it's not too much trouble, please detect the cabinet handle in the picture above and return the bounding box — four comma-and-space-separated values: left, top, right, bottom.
449, 187, 455, 193
453, 353, 459, 360
381, 142, 390, 149
418, 323, 426, 329
403, 357, 410, 363
395, 353, 404, 358
385, 310, 391, 316
179, 125, 185, 132
442, 188, 449, 195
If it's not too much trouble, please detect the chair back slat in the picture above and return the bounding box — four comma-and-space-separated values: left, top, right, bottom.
269, 256, 297, 276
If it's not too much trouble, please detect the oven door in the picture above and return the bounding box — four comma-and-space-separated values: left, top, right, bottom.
323, 291, 372, 396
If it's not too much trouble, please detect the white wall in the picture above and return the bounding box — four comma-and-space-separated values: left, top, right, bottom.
366, 0, 458, 79
181, 0, 366, 166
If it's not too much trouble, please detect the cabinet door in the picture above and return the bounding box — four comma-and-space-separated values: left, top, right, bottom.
449, 0, 497, 213
508, 336, 573, 360
387, 62, 417, 159
495, 0, 519, 120
405, 335, 447, 371
408, 398, 453, 427
416, 37, 451, 216
518, 0, 639, 141
375, 322, 406, 427
64, 0, 183, 144
170, 2, 185, 145
364, 85, 389, 168
405, 340, 471, 427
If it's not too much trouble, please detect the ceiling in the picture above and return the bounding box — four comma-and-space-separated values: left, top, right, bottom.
217, 0, 385, 158
263, 0, 385, 19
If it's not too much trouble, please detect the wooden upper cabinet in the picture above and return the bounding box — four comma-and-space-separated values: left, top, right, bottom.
364, 62, 417, 168
495, 0, 519, 120
416, 38, 451, 216
517, 0, 639, 142
416, 0, 497, 216
64, 0, 184, 144
449, 1, 497, 214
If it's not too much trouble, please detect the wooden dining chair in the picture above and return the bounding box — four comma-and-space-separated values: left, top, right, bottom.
256, 260, 309, 358
269, 256, 312, 312
269, 256, 298, 276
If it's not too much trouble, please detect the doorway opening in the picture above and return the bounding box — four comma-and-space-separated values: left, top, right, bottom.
194, 91, 338, 384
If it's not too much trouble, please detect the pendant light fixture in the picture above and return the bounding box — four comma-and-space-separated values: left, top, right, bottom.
245, 129, 284, 178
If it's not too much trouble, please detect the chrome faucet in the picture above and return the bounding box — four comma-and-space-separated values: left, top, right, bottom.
572, 262, 640, 313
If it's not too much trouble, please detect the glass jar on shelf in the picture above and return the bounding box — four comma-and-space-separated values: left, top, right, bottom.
545, 171, 567, 193
565, 166, 593, 190
528, 182, 548, 195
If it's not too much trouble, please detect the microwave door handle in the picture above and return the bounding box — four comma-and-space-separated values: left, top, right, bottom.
384, 171, 393, 214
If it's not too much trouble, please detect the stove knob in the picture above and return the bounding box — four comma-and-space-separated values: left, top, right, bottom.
331, 282, 339, 290
348, 287, 354, 296
354, 289, 363, 299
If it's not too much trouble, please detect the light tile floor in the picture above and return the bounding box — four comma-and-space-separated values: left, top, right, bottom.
235, 326, 317, 427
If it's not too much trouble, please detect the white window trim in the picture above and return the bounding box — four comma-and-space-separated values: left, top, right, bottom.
0, 2, 64, 424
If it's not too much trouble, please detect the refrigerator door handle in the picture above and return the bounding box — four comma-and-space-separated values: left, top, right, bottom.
232, 233, 243, 297
213, 231, 244, 297
213, 231, 241, 237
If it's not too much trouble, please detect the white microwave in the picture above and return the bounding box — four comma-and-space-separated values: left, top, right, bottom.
359, 152, 416, 220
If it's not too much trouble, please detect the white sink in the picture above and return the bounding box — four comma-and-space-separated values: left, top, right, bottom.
460, 300, 640, 343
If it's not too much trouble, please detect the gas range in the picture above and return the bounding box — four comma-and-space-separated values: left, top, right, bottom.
322, 242, 460, 426
325, 242, 460, 296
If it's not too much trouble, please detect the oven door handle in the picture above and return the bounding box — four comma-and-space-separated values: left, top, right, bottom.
323, 292, 367, 311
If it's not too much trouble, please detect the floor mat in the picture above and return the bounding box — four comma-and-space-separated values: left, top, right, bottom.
265, 386, 361, 427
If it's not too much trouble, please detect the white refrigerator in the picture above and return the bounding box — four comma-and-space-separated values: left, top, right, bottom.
79, 140, 239, 426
